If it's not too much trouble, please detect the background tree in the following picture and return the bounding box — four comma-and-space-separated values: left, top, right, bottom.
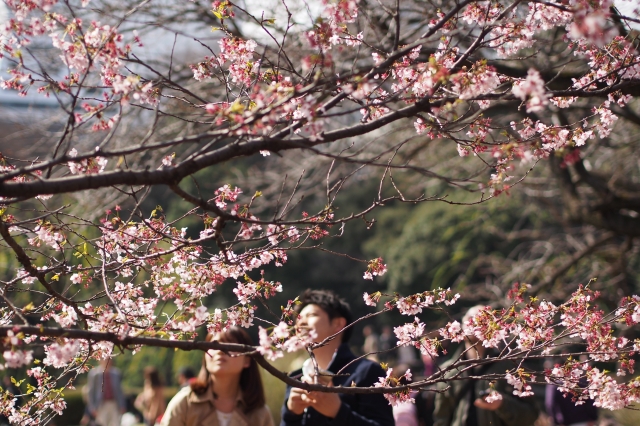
2, 0, 640, 423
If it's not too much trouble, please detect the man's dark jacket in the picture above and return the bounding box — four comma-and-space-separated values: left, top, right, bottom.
280, 343, 395, 426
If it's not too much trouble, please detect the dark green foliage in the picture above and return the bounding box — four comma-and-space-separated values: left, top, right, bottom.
113, 346, 202, 389
53, 389, 84, 425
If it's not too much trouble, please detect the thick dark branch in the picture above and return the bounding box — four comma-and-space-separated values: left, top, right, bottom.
0, 325, 252, 352
0, 96, 434, 199
0, 138, 267, 198
0, 325, 545, 396
0, 325, 415, 395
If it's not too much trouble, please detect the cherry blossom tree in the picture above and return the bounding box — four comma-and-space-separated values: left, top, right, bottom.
2, 0, 640, 422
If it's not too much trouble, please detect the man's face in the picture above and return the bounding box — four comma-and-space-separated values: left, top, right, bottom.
297, 304, 345, 344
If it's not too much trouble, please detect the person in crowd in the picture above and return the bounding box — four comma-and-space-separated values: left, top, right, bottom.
161, 326, 273, 426
86, 359, 127, 426
378, 325, 396, 364
397, 344, 419, 368
433, 306, 539, 426
121, 395, 143, 426
281, 289, 395, 426
79, 384, 95, 426
392, 364, 419, 426
135, 366, 167, 426
545, 357, 597, 426
545, 380, 598, 426
362, 325, 380, 361
422, 353, 436, 379
176, 367, 196, 389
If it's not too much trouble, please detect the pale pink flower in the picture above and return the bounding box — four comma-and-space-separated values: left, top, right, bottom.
363, 292, 380, 307
512, 69, 548, 113
485, 390, 503, 403
394, 317, 425, 346
43, 340, 80, 368
3, 350, 33, 368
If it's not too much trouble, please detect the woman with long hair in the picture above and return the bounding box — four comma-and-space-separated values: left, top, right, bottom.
135, 366, 167, 426
161, 327, 273, 426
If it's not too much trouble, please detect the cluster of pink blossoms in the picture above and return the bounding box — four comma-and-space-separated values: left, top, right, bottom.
394, 317, 440, 358
27, 221, 64, 250
451, 62, 501, 101
393, 288, 460, 315
266, 224, 301, 245
233, 276, 283, 305
374, 367, 415, 405
2, 0, 156, 124
3, 349, 33, 368
257, 322, 318, 361
214, 184, 242, 210
67, 148, 108, 175
43, 339, 80, 368
505, 370, 535, 397
363, 257, 387, 280
357, 284, 640, 409
305, 0, 360, 50
191, 37, 258, 84
511, 69, 549, 113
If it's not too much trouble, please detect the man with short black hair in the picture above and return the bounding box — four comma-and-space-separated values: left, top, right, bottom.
280, 289, 395, 426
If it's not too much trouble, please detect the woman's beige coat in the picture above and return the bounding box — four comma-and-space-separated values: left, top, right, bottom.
161, 385, 273, 426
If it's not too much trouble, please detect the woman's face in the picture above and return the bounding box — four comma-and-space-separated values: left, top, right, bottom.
205, 333, 251, 377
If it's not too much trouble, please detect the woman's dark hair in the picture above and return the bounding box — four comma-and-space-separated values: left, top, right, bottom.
143, 366, 163, 388
296, 289, 353, 343
190, 327, 266, 413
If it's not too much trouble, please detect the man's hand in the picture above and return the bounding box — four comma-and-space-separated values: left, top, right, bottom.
287, 387, 311, 415
288, 376, 343, 419
474, 396, 503, 411
303, 390, 342, 418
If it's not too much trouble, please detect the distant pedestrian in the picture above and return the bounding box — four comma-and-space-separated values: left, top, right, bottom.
546, 379, 598, 426
86, 360, 126, 426
422, 353, 436, 378
392, 365, 419, 426
378, 325, 396, 364
176, 367, 196, 389
433, 306, 539, 426
161, 327, 273, 426
362, 325, 380, 361
135, 366, 166, 426
398, 344, 419, 368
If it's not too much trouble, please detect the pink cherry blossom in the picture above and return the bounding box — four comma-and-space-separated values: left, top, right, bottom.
512, 69, 549, 113
3, 349, 33, 368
